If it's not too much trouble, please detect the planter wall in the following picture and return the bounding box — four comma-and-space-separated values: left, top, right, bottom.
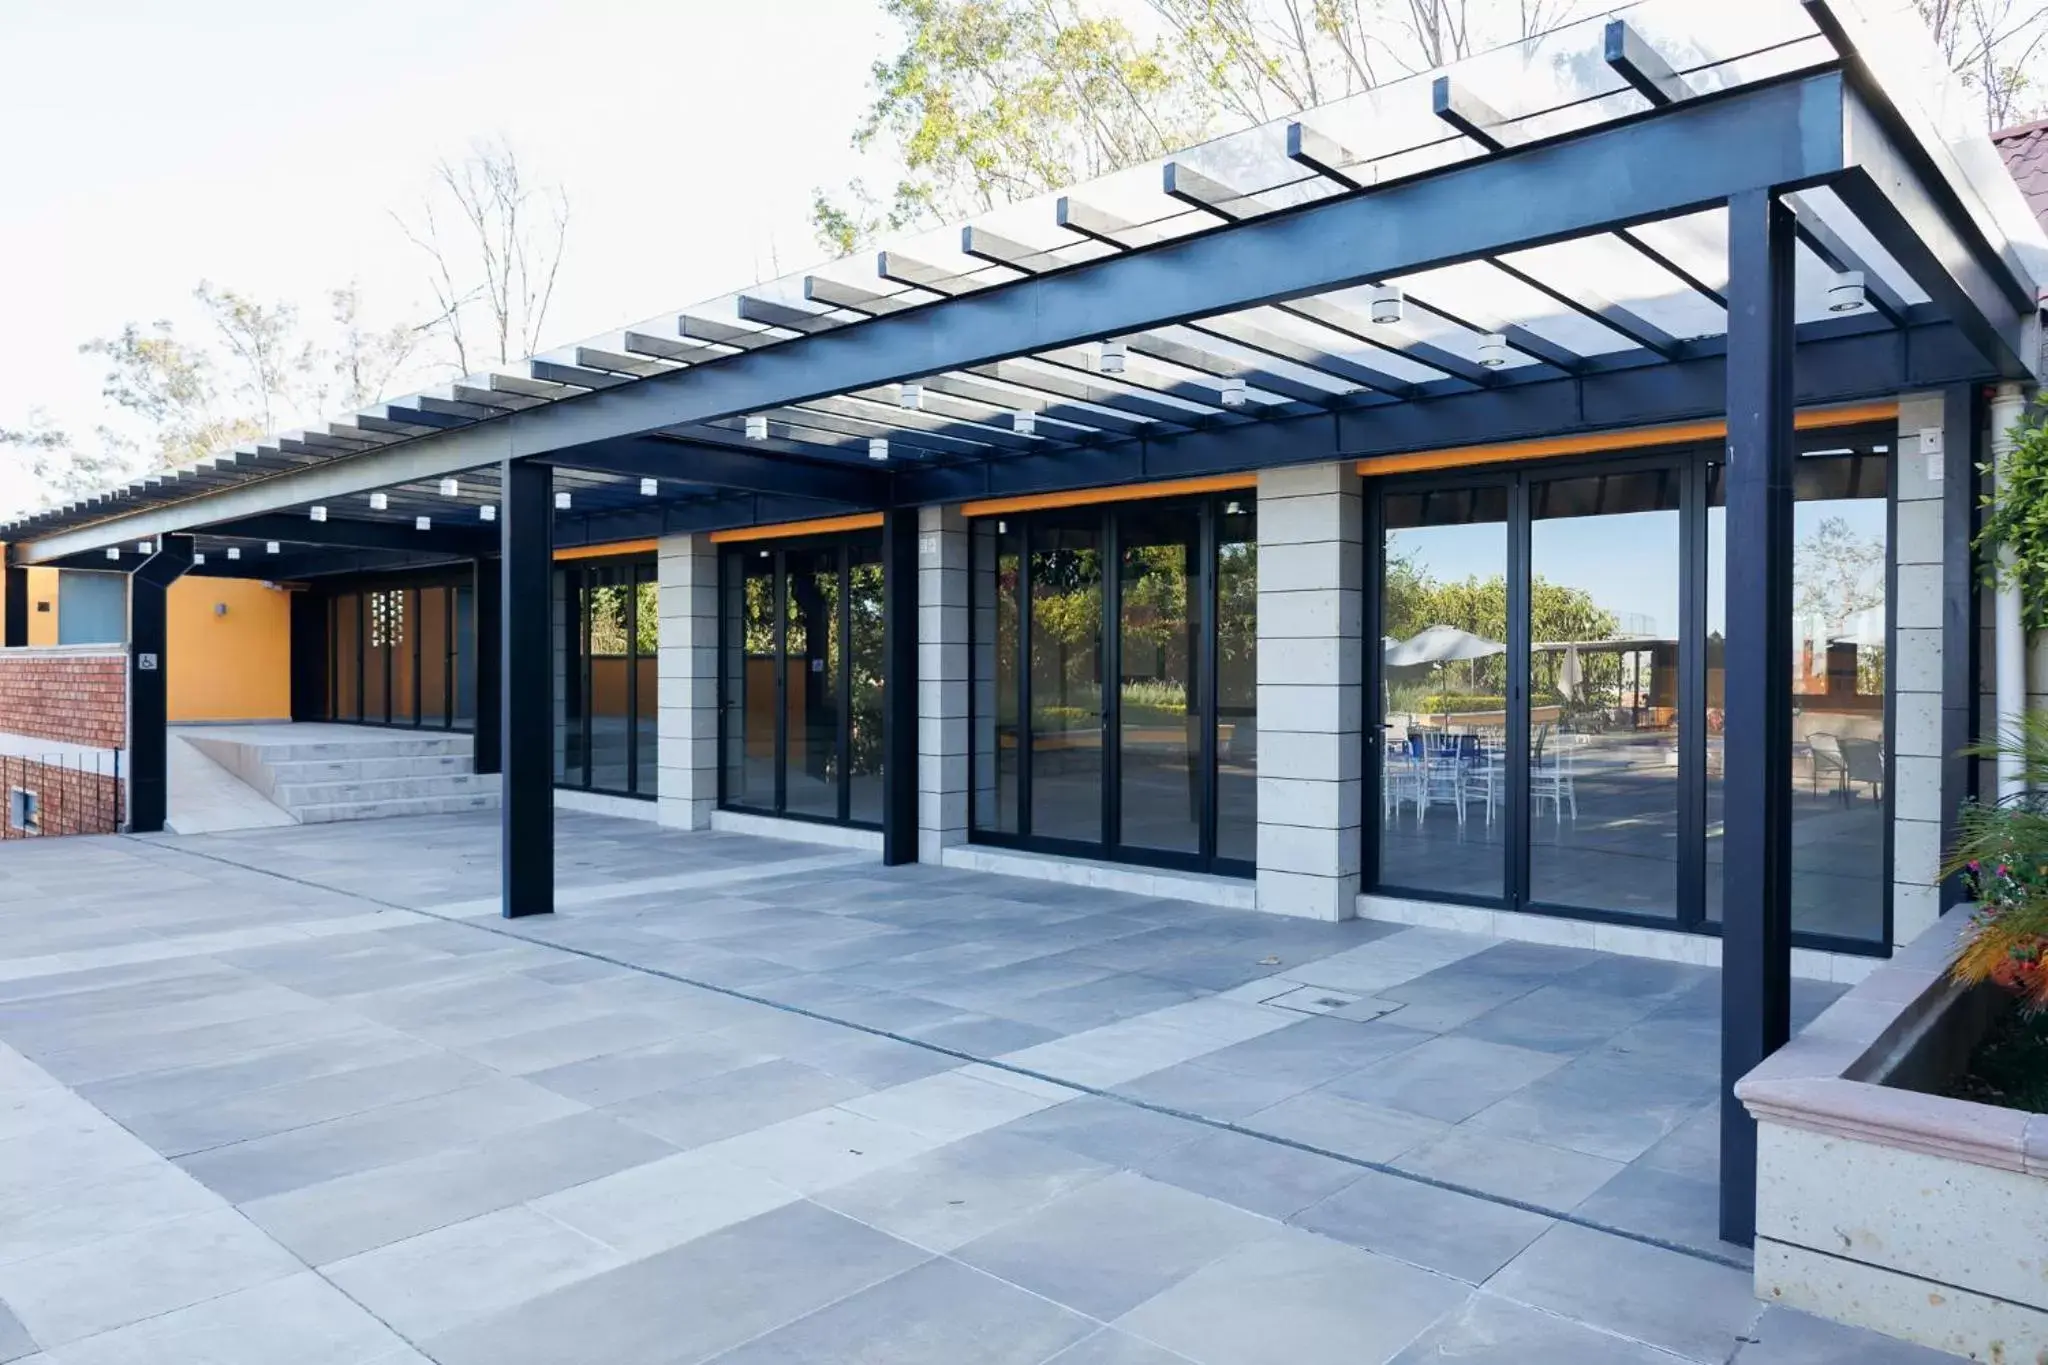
1737, 909, 2048, 1360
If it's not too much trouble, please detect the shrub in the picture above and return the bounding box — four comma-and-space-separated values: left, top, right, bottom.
1942, 713, 2048, 1010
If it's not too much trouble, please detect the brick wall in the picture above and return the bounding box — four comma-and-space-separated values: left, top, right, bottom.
0, 648, 126, 750
0, 756, 122, 837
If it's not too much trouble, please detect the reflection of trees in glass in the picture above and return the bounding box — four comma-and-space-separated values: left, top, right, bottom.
587, 584, 629, 656
634, 580, 658, 655
1795, 515, 1884, 636
849, 560, 885, 777
1120, 542, 1191, 720
1383, 552, 1617, 707
743, 572, 775, 655
1030, 545, 1102, 729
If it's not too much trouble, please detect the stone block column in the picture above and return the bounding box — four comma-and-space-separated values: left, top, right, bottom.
657, 532, 719, 830
918, 504, 969, 863
1891, 392, 1947, 947
1255, 463, 1363, 920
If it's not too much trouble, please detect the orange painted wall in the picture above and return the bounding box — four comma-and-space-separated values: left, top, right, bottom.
25, 567, 58, 646
166, 579, 294, 722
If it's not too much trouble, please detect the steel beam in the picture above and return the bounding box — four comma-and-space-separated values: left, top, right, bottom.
534, 435, 890, 505
880, 509, 918, 865
499, 460, 552, 918
201, 513, 498, 557
126, 535, 193, 834
1719, 189, 1797, 1249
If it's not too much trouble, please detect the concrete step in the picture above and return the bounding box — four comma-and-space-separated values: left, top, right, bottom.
294, 791, 500, 824
272, 773, 500, 808
265, 754, 473, 784
239, 734, 474, 764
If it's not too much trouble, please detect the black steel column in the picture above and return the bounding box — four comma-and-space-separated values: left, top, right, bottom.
2, 563, 26, 648
127, 535, 194, 834
1719, 188, 1796, 1248
500, 461, 553, 917
288, 589, 328, 721
474, 557, 501, 775
1939, 383, 1981, 908
880, 508, 919, 865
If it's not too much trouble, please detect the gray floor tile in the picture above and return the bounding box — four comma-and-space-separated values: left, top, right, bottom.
422, 1201, 930, 1365
1241, 1088, 1447, 1164
995, 1095, 1203, 1167
1485, 1222, 1762, 1363
1197, 1017, 1433, 1087
954, 1172, 1271, 1320
1734, 1306, 1969, 1364
0, 1208, 302, 1347
1319, 1035, 1568, 1123
0, 1158, 222, 1268
1290, 1169, 1553, 1283
1113, 1060, 1319, 1121
1048, 1330, 1199, 1365
1390, 1127, 1623, 1213
0, 1300, 34, 1364
1572, 1162, 1739, 1262
522, 1033, 778, 1107
1115, 1227, 1470, 1365
1461, 1054, 1714, 1163
814, 1129, 1115, 1252
240, 1110, 675, 1264
1387, 1291, 1687, 1364
705, 1256, 1094, 1364
605, 1058, 868, 1150
1455, 985, 1667, 1056
45, 1271, 405, 1365
1133, 1127, 1364, 1220
907, 1013, 1065, 1056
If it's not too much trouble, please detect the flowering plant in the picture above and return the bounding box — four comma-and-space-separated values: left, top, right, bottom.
1943, 715, 2048, 1011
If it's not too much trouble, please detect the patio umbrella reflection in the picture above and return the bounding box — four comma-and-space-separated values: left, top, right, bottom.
1385, 625, 1505, 666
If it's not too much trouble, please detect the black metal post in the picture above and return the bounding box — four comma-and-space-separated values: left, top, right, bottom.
127, 535, 193, 833
2, 563, 26, 648
474, 557, 501, 775
500, 461, 553, 917
1719, 188, 1796, 1248
1939, 383, 1981, 908
880, 508, 919, 865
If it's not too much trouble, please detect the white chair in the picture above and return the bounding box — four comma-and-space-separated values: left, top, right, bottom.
1384, 752, 1427, 823
1532, 737, 1579, 823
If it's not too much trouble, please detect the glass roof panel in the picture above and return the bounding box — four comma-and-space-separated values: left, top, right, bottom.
1376, 263, 1637, 357
1789, 184, 1930, 306
1501, 236, 1726, 341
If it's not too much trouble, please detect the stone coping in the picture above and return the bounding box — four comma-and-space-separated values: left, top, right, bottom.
1736, 905, 2048, 1176
0, 644, 126, 658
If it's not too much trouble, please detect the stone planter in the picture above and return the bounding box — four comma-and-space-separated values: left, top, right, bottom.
1736, 909, 2048, 1361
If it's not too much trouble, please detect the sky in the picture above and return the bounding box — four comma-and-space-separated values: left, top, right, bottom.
0, 0, 896, 518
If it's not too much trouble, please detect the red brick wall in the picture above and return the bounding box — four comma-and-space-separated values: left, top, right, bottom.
0, 649, 126, 749
0, 756, 122, 837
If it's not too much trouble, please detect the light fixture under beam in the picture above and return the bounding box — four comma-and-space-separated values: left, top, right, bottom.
555, 492, 572, 510
1096, 340, 1127, 375
745, 415, 768, 441
898, 382, 924, 410
105, 547, 119, 560
1827, 270, 1866, 313
1013, 411, 1036, 437
439, 477, 460, 498
368, 492, 388, 511
265, 541, 280, 554
1219, 376, 1249, 408
868, 437, 889, 461
310, 506, 327, 522
1477, 333, 1510, 367
227, 546, 241, 560
415, 516, 432, 531
640, 478, 658, 496
480, 505, 497, 523
1370, 284, 1405, 325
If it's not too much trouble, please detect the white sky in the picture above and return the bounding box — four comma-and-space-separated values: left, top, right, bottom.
0, 0, 895, 518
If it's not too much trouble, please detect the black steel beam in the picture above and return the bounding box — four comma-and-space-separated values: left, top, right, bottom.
535, 435, 890, 505
2, 564, 25, 647
499, 460, 552, 917
1285, 121, 1366, 190
880, 509, 919, 865
201, 513, 497, 557
1605, 18, 1694, 107
1939, 382, 1980, 908
127, 534, 193, 833
1719, 189, 1797, 1249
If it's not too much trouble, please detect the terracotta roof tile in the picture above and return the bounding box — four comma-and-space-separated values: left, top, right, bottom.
1995, 119, 2048, 228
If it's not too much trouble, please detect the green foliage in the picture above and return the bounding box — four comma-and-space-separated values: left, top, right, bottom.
1942, 711, 2048, 1010
1975, 397, 2048, 634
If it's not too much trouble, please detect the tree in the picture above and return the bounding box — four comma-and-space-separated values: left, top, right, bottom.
397, 137, 569, 375
1918, 0, 2048, 127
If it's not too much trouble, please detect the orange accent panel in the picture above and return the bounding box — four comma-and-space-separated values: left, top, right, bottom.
26, 566, 59, 646
962, 474, 1256, 518
167, 578, 293, 722
555, 539, 659, 561
709, 513, 886, 544
1355, 402, 1901, 476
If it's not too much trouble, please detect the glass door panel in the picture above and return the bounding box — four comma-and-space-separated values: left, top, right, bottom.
847, 542, 885, 825
389, 588, 418, 726
555, 571, 586, 787
971, 520, 1024, 835
334, 594, 362, 721
1527, 469, 1682, 917
1117, 503, 1202, 858
784, 547, 841, 820
454, 585, 476, 730
634, 568, 659, 797
723, 550, 778, 810
418, 588, 450, 728
1215, 497, 1258, 868
586, 568, 632, 794
1379, 485, 1509, 901
1029, 513, 1105, 845
363, 590, 393, 724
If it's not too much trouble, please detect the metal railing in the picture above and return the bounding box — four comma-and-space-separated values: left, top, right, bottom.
0, 750, 123, 839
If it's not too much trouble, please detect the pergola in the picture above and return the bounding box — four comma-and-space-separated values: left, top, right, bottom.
4, 0, 2041, 1245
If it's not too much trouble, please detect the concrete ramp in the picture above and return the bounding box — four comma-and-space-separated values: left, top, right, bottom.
174, 724, 499, 825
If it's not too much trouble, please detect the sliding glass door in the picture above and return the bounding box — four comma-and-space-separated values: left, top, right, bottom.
555, 557, 660, 799
970, 494, 1256, 876
326, 581, 470, 731
718, 531, 885, 827
1367, 427, 1892, 953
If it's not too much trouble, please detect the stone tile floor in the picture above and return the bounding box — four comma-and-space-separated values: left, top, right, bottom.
0, 811, 1963, 1364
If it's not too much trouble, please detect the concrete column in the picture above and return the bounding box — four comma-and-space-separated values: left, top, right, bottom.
1991, 382, 2029, 803
657, 532, 719, 831
1255, 462, 1362, 920
917, 504, 969, 863
1891, 392, 1948, 947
